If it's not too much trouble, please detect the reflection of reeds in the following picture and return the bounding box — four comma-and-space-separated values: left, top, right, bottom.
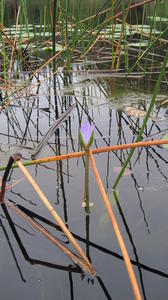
15, 157, 95, 275
113, 49, 168, 189
0, 215, 26, 282
11, 200, 168, 280
3, 195, 168, 299
5, 198, 93, 274
2, 134, 168, 294
0, 152, 95, 275
31, 104, 75, 159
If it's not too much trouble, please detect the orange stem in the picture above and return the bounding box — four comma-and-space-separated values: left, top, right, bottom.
88, 149, 142, 300
1, 139, 167, 171
28, 139, 168, 163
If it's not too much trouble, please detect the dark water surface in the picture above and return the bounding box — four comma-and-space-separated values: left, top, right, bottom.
1, 70, 168, 300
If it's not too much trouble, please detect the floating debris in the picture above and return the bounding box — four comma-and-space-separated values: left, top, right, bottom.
124, 106, 147, 117
31, 104, 76, 159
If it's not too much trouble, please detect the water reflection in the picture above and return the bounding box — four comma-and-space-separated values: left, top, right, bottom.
1, 55, 168, 299
1, 201, 113, 299
1, 197, 168, 300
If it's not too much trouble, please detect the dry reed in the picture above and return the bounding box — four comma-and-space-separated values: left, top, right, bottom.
15, 159, 95, 276
5, 199, 93, 275
1, 138, 167, 171
88, 149, 142, 300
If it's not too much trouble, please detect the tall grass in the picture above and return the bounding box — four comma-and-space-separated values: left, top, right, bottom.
0, 0, 6, 79
0, 1, 168, 75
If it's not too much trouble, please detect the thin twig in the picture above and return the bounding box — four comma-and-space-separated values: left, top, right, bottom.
80, 34, 102, 58
0, 24, 36, 79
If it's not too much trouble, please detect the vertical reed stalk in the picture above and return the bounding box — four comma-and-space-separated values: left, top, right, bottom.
0, 0, 6, 79
8, 6, 20, 98
43, 1, 47, 37
52, 0, 57, 57
20, 0, 29, 36
112, 0, 132, 70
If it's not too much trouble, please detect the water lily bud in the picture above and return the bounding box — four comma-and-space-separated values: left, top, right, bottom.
79, 121, 94, 150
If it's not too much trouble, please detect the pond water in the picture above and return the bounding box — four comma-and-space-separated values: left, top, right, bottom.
1, 1, 168, 300
1, 68, 168, 300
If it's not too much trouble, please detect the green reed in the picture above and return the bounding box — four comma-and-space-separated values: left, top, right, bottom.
0, 0, 168, 75
113, 48, 168, 190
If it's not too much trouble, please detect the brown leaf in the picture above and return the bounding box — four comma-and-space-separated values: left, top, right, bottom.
124, 106, 147, 117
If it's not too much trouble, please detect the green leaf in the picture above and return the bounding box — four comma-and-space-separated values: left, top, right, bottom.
86, 131, 94, 149
78, 128, 87, 150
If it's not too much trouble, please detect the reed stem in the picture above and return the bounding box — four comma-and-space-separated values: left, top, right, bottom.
85, 150, 90, 213
113, 49, 168, 189
1, 139, 168, 171
88, 149, 142, 300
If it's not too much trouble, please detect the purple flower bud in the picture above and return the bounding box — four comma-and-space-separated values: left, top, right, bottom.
80, 121, 94, 145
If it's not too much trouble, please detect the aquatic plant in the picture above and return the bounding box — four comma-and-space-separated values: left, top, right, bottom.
113, 44, 168, 189
79, 121, 94, 213
79, 120, 94, 151
0, 2, 168, 299
1, 0, 167, 75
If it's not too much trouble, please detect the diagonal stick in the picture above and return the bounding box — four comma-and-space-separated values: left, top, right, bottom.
88, 149, 142, 300
15, 158, 95, 276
